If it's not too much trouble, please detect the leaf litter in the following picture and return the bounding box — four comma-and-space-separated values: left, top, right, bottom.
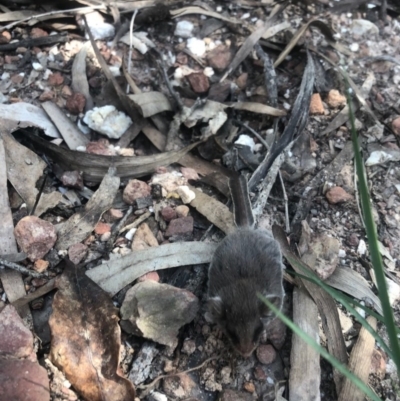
0, 1, 399, 400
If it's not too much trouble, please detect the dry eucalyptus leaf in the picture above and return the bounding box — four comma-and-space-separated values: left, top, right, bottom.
86, 242, 218, 295
42, 101, 89, 150
0, 102, 60, 138
229, 101, 286, 117
72, 41, 94, 112
24, 131, 199, 183
170, 6, 241, 24
128, 92, 173, 117
3, 132, 62, 216
189, 187, 235, 234
120, 280, 199, 348
49, 260, 136, 401
0, 137, 30, 316
325, 266, 383, 315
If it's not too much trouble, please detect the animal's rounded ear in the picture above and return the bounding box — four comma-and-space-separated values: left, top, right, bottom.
259, 294, 282, 320
205, 296, 224, 323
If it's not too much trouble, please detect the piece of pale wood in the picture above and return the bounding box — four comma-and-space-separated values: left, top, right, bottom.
0, 136, 30, 317
289, 287, 321, 401
338, 316, 377, 401
273, 225, 348, 394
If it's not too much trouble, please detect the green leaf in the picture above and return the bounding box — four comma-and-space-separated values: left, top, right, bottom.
343, 70, 400, 376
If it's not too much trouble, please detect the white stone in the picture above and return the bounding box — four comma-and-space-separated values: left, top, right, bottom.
234, 134, 255, 152
43, 69, 53, 80
203, 67, 214, 77
83, 105, 132, 139
365, 150, 395, 166
32, 62, 44, 71
349, 43, 359, 52
357, 239, 367, 255
351, 19, 379, 36
176, 186, 196, 204
338, 249, 346, 258
187, 38, 206, 57
174, 20, 194, 38
109, 65, 121, 77
387, 278, 400, 306
125, 228, 137, 241
86, 22, 115, 40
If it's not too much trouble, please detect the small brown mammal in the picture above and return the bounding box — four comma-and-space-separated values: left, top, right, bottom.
206, 176, 284, 357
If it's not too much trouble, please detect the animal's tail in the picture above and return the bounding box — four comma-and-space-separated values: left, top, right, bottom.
229, 175, 255, 228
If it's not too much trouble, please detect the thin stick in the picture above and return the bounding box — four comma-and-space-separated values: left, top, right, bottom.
279, 170, 290, 233
137, 356, 218, 391
126, 9, 138, 94
157, 58, 183, 110
119, 210, 151, 234
0, 258, 47, 278
12, 278, 57, 309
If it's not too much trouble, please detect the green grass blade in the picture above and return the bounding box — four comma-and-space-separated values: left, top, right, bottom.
344, 72, 400, 375
259, 295, 383, 401
287, 267, 393, 358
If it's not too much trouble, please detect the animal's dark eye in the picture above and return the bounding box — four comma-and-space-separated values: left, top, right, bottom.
253, 324, 263, 343
226, 328, 239, 345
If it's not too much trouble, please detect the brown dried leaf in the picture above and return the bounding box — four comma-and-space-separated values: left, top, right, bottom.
189, 187, 235, 234
228, 101, 286, 117
49, 260, 135, 401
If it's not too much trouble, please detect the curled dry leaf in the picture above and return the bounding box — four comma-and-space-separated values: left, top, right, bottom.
55, 167, 120, 250
49, 260, 136, 401
24, 131, 200, 183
